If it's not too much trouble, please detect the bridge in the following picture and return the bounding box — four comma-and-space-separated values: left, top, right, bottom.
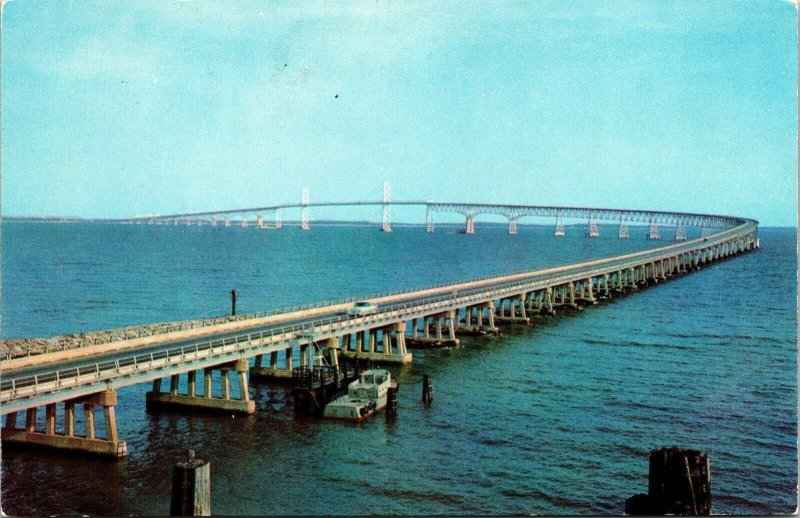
110, 184, 729, 238
0, 200, 759, 457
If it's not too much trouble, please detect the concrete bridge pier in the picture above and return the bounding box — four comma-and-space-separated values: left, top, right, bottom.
456, 306, 491, 335
524, 292, 536, 313
464, 215, 475, 234
645, 263, 657, 284
410, 318, 420, 339
2, 390, 127, 458
564, 283, 578, 309
250, 347, 294, 383
462, 308, 472, 328
615, 272, 624, 291
340, 324, 413, 363
146, 359, 255, 414
636, 265, 649, 287
409, 312, 460, 347
540, 288, 556, 315
464, 302, 499, 331
530, 291, 542, 314
626, 268, 638, 290
677, 255, 687, 273
483, 301, 498, 330
602, 274, 611, 298
579, 278, 597, 305
553, 285, 564, 308
495, 294, 530, 324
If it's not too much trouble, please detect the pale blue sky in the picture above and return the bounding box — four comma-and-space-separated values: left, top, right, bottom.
1, 1, 797, 225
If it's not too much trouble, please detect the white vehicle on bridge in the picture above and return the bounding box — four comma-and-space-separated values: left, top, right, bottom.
347, 301, 378, 316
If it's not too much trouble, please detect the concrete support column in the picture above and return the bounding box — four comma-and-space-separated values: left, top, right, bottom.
395, 322, 408, 355
270, 351, 279, 369
285, 347, 293, 370
25, 408, 36, 432
326, 337, 340, 367
411, 319, 419, 338
356, 331, 364, 352
45, 404, 56, 435
465, 215, 475, 234
585, 278, 595, 303
301, 344, 308, 365
603, 274, 610, 296
220, 369, 230, 400
477, 307, 484, 327
203, 369, 213, 398
64, 402, 75, 437
103, 405, 118, 443
435, 318, 443, 339
188, 371, 197, 397
369, 330, 377, 353
544, 287, 553, 314
4, 412, 17, 430
254, 354, 263, 369
170, 375, 179, 396
518, 294, 527, 319
84, 404, 96, 439
384, 328, 393, 354
235, 358, 250, 402
153, 378, 162, 394
447, 310, 456, 341
465, 309, 472, 328
486, 301, 496, 328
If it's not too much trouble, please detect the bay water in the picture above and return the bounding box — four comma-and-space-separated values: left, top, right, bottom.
1, 222, 796, 515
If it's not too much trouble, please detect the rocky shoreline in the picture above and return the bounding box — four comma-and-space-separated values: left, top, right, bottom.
2, 314, 251, 360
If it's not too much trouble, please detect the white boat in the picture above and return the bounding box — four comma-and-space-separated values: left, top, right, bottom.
323, 369, 396, 421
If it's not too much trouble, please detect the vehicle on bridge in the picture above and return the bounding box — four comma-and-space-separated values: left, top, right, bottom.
347, 301, 378, 316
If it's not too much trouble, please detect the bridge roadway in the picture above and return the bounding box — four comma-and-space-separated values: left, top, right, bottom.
0, 210, 759, 457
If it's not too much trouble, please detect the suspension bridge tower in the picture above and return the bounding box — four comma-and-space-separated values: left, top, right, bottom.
382, 181, 392, 232
301, 188, 310, 231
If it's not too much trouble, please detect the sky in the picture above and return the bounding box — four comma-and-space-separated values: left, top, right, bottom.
1, 1, 797, 226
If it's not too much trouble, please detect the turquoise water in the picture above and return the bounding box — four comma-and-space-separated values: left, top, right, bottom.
1, 222, 796, 515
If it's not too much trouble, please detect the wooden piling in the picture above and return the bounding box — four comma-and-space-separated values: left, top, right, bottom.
170, 450, 211, 517
626, 447, 711, 515
422, 374, 433, 407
